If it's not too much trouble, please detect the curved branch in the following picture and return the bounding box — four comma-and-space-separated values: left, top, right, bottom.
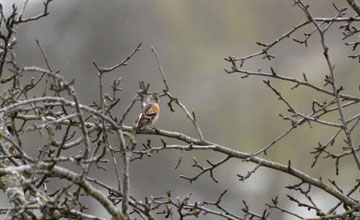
0, 163, 124, 220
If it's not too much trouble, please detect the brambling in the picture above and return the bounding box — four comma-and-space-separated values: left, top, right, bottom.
135, 94, 160, 131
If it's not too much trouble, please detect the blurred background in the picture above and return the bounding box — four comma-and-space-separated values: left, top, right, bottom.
1, 0, 360, 219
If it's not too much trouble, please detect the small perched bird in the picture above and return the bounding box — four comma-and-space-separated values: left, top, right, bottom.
135, 94, 160, 131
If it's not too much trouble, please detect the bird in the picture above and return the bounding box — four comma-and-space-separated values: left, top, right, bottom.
134, 94, 160, 132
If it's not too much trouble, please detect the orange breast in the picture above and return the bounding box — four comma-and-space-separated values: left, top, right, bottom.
151, 104, 159, 112
151, 104, 159, 124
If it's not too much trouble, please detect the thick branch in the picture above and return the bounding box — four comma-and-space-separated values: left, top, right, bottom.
0, 163, 124, 220
346, 0, 360, 15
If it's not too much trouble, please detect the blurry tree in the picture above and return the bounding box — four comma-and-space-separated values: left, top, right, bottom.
0, 0, 360, 219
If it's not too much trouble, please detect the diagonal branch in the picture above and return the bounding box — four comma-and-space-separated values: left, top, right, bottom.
346, 0, 360, 15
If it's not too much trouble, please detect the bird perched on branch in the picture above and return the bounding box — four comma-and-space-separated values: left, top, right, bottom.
134, 94, 160, 132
